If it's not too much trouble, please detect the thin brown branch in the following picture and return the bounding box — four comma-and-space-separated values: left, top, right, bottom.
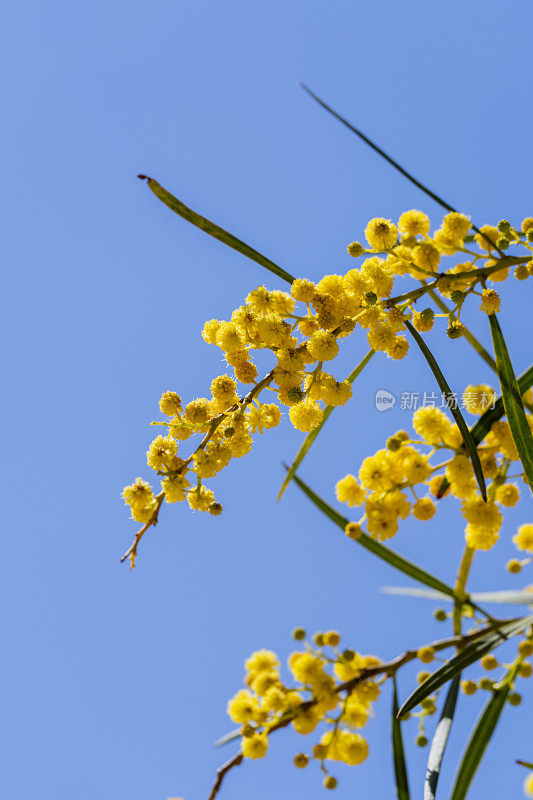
206, 753, 244, 800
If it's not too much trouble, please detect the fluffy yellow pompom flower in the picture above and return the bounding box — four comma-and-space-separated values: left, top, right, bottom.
442, 212, 471, 239
480, 288, 501, 314
289, 399, 323, 432
413, 497, 436, 521
227, 689, 260, 723
474, 225, 499, 251
465, 524, 499, 551
336, 475, 366, 507
245, 649, 279, 675
159, 391, 182, 416
412, 406, 452, 445
291, 278, 316, 302
412, 242, 440, 272
513, 524, 533, 553
184, 398, 211, 425
398, 210, 430, 236
307, 331, 339, 361
210, 375, 239, 409
524, 773, 533, 800
241, 732, 268, 759
462, 384, 496, 414
417, 646, 435, 664
495, 483, 520, 507
365, 218, 398, 250
162, 474, 190, 503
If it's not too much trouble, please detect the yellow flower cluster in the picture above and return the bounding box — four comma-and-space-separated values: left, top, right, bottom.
227, 631, 380, 786
123, 209, 533, 545
336, 394, 532, 552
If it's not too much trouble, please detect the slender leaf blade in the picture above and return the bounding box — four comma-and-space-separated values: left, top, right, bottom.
382, 587, 533, 606
138, 175, 296, 285
404, 320, 486, 500
436, 362, 533, 497
291, 472, 457, 598
489, 315, 533, 490
424, 676, 460, 800
517, 761, 533, 770
398, 617, 533, 717
449, 661, 521, 800
392, 677, 411, 800
278, 350, 375, 500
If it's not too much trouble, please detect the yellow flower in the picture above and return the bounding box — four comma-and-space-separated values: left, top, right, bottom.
162, 474, 190, 503
241, 732, 268, 759
365, 218, 398, 250
474, 225, 499, 251
307, 331, 339, 362
159, 391, 182, 416
495, 483, 520, 507
398, 210, 430, 236
513, 524, 533, 553
227, 690, 260, 723
412, 242, 440, 272
289, 399, 323, 432
245, 649, 279, 675
462, 384, 496, 415
480, 288, 501, 314
336, 475, 366, 507
442, 212, 471, 239
413, 497, 436, 521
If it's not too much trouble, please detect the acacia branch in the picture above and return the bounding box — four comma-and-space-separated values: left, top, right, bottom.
206, 618, 513, 800
120, 370, 275, 563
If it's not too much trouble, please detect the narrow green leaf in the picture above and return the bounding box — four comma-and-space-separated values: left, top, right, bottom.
489, 314, 533, 491
470, 590, 533, 605
392, 677, 411, 800
517, 761, 533, 770
382, 587, 533, 606
382, 587, 453, 601
300, 84, 456, 216
291, 472, 457, 598
426, 289, 498, 375
449, 661, 521, 800
215, 728, 242, 748
404, 320, 486, 500
398, 617, 533, 718
436, 362, 533, 497
137, 175, 296, 285
300, 84, 498, 250
424, 676, 460, 800
277, 350, 375, 500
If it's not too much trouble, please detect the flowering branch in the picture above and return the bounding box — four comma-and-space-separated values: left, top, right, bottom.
206, 618, 513, 800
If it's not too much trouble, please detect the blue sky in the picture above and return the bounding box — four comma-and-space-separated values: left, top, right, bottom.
2, 1, 533, 798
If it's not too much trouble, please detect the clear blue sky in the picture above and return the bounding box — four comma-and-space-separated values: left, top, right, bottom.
2, 1, 532, 798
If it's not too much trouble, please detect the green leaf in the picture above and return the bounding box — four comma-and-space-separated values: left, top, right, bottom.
404, 320, 486, 500
398, 617, 533, 718
137, 175, 296, 285
489, 314, 533, 491
278, 350, 375, 500
436, 362, 533, 498
424, 676, 460, 800
300, 84, 457, 217
392, 677, 411, 800
215, 728, 242, 748
290, 472, 457, 598
382, 587, 533, 606
517, 761, 533, 770
449, 661, 521, 800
